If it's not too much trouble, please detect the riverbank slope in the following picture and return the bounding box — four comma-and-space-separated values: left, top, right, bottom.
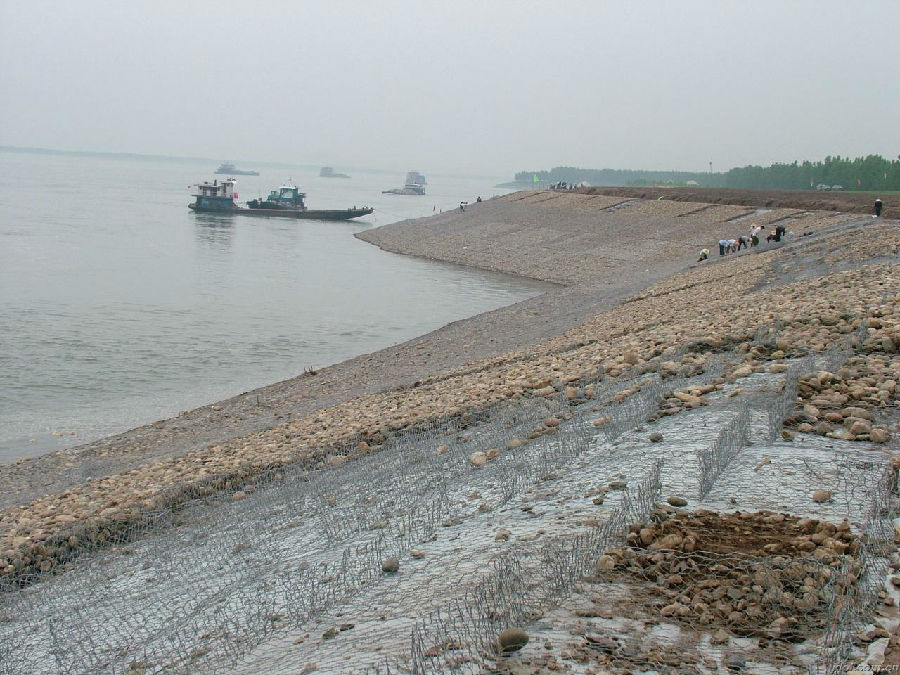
2, 191, 897, 583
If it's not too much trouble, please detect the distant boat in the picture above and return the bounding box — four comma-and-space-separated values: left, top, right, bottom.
320, 166, 350, 179
215, 162, 259, 176
383, 171, 426, 195
188, 178, 372, 220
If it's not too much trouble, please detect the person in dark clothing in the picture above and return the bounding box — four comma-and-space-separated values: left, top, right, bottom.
774, 224, 785, 242
874, 199, 883, 217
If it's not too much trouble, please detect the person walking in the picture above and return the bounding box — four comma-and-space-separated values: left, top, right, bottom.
874, 198, 883, 218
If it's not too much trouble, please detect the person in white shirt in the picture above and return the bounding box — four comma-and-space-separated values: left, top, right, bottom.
749, 225, 764, 246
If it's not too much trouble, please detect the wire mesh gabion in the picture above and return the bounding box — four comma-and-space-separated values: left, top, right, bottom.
1, 340, 895, 675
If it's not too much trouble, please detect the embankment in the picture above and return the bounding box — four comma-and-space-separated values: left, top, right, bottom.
1, 191, 897, 587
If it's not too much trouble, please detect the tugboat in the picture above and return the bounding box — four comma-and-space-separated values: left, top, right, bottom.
382, 171, 426, 195
188, 177, 239, 212
215, 161, 259, 176
245, 183, 372, 220
320, 166, 350, 179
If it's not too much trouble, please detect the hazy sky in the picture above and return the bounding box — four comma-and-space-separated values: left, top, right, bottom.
1, 0, 898, 175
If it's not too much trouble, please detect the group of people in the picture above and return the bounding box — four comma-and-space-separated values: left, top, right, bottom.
697, 223, 787, 262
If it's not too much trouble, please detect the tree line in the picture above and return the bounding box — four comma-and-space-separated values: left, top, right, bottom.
515, 155, 899, 191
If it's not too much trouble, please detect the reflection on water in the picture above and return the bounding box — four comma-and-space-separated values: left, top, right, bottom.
193, 215, 235, 249
0, 151, 539, 462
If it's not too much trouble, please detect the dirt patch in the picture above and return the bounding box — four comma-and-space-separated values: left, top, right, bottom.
582, 186, 897, 219
589, 509, 861, 642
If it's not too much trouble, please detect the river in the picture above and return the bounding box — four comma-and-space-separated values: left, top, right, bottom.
0, 150, 546, 461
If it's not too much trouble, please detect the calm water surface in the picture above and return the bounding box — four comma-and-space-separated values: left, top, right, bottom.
0, 152, 545, 461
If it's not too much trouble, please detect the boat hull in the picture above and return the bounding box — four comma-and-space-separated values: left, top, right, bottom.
382, 187, 425, 195
243, 206, 373, 220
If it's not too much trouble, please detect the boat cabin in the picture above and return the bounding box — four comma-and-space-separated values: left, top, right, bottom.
265, 185, 307, 208
194, 178, 236, 199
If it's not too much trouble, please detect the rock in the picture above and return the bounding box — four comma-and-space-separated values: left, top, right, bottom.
650, 533, 683, 550
725, 655, 746, 671
710, 628, 729, 645
870, 427, 890, 443
660, 602, 681, 617
659, 361, 680, 377
506, 438, 525, 450
544, 417, 560, 428
781, 430, 795, 441
485, 448, 501, 460
593, 416, 612, 427
495, 528, 511, 542
608, 480, 627, 490
768, 616, 790, 636
814, 421, 834, 435
497, 627, 529, 653
667, 496, 688, 507
843, 406, 874, 420
848, 420, 872, 436
769, 363, 788, 373
649, 432, 663, 443
381, 557, 400, 574
435, 444, 448, 455
322, 626, 339, 639
410, 549, 424, 558
623, 351, 639, 365
731, 364, 754, 379
595, 555, 616, 571
812, 490, 832, 503
469, 452, 487, 468
584, 634, 618, 652
565, 386, 579, 400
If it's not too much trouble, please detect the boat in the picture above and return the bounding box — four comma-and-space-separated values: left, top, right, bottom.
189, 179, 372, 220
320, 166, 350, 179
215, 162, 259, 176
382, 170, 426, 195
188, 177, 240, 212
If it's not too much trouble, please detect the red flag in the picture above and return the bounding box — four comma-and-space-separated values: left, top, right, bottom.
857, 179, 861, 186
